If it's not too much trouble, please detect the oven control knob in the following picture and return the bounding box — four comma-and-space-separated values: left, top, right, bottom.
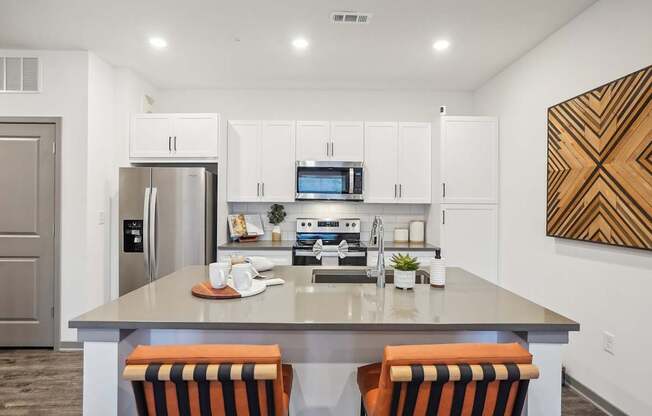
301, 222, 306, 227
307, 222, 312, 227
346, 222, 350, 227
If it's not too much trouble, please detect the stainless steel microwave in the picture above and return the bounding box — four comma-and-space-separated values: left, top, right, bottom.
296, 161, 363, 201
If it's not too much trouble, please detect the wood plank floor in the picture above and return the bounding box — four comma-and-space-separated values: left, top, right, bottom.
0, 349, 607, 415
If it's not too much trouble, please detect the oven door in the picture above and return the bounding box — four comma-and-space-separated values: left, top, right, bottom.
296, 161, 363, 201
292, 248, 322, 266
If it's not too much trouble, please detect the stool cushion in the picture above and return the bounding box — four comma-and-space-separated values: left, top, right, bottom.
126, 344, 292, 415
357, 343, 532, 416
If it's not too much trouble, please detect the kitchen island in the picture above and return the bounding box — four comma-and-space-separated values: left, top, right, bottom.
70, 265, 578, 416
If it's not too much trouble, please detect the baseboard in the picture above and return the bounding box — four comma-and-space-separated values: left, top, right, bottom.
565, 374, 628, 416
57, 341, 82, 350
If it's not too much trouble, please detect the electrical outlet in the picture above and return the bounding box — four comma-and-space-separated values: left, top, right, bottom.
603, 331, 615, 355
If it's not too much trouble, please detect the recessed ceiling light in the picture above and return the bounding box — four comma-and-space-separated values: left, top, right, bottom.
292, 38, 309, 50
432, 39, 450, 51
149, 37, 168, 49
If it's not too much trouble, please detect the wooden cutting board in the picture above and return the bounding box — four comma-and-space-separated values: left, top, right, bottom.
191, 279, 266, 299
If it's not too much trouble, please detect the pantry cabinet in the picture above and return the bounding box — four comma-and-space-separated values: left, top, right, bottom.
364, 122, 431, 203
296, 121, 363, 161
130, 113, 219, 161
227, 120, 295, 202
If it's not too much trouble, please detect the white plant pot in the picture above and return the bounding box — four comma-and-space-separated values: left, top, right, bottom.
394, 269, 416, 289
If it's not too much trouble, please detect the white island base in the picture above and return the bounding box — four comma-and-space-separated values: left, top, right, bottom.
79, 328, 566, 416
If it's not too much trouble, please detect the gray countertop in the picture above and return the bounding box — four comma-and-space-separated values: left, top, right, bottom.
70, 266, 579, 332
218, 240, 439, 252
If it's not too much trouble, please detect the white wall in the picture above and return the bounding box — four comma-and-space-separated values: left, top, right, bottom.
472, 1, 652, 414
0, 50, 90, 343
0, 50, 157, 343
156, 89, 473, 244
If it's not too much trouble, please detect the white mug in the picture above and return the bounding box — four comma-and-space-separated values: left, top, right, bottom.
231, 263, 254, 292
209, 261, 230, 289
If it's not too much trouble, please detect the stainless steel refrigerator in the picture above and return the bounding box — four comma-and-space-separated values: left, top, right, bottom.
119, 167, 216, 295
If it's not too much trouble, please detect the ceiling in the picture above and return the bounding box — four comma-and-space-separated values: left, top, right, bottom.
0, 0, 595, 90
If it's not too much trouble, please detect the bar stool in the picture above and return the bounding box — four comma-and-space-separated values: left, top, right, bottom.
357, 343, 538, 416
123, 344, 293, 416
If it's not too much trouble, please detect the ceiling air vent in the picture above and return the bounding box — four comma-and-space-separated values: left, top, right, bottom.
331, 11, 372, 24
1, 56, 41, 93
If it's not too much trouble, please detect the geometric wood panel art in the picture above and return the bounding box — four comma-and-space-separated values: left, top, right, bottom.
547, 65, 652, 250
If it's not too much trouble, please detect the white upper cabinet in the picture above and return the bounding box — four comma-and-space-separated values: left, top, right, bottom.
130, 114, 173, 158
259, 121, 295, 202
227, 120, 295, 202
364, 122, 399, 203
296, 121, 363, 161
130, 113, 219, 162
364, 122, 431, 203
296, 121, 330, 160
398, 122, 431, 203
441, 116, 498, 204
330, 121, 364, 161
227, 120, 260, 202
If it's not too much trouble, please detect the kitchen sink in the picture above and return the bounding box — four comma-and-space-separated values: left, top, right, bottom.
311, 268, 430, 284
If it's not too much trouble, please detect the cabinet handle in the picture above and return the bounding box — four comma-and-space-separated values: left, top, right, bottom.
442, 210, 445, 225
442, 183, 446, 198
261, 182, 265, 197
173, 136, 177, 151
331, 140, 334, 156
257, 183, 260, 197
168, 136, 172, 152
394, 184, 397, 198
399, 184, 402, 198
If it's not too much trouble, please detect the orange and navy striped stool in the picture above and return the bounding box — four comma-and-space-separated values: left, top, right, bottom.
123, 344, 293, 416
357, 343, 538, 416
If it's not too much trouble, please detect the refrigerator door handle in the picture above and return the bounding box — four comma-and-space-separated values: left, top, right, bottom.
149, 187, 158, 282
143, 187, 151, 282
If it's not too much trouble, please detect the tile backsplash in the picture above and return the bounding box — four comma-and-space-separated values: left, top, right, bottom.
228, 202, 427, 242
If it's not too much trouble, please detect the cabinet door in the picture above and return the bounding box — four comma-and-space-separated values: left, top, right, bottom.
364, 122, 398, 203
172, 114, 219, 159
441, 117, 498, 204
397, 122, 431, 203
330, 121, 364, 161
227, 121, 261, 202
130, 114, 173, 158
440, 204, 498, 284
296, 121, 329, 161
260, 121, 296, 202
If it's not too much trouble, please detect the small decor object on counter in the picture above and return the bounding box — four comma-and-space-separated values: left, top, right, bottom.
393, 228, 409, 243
430, 248, 446, 288
267, 204, 287, 242
409, 220, 425, 243
228, 214, 265, 242
391, 253, 420, 290
208, 261, 230, 289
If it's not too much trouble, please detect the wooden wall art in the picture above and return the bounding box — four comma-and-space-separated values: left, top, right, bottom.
547, 65, 651, 250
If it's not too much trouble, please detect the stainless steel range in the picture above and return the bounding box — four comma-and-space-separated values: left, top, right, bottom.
292, 218, 367, 266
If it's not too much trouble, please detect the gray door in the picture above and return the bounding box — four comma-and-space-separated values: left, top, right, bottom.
0, 123, 55, 347
151, 168, 208, 280
118, 168, 152, 296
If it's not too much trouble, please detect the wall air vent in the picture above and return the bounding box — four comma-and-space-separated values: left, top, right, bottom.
1, 56, 41, 93
330, 12, 372, 24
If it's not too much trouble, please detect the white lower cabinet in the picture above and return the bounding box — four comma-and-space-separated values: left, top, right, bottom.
130, 113, 219, 161
364, 122, 431, 203
227, 120, 295, 202
440, 204, 498, 284
217, 250, 292, 266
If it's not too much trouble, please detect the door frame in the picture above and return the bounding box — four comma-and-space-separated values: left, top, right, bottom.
0, 117, 62, 349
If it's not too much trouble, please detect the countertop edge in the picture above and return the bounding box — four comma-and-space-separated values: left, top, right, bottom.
69, 321, 580, 332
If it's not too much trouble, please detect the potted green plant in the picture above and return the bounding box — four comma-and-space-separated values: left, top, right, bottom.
390, 253, 420, 289
267, 204, 287, 242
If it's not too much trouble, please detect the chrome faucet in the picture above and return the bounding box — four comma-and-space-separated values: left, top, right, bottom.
367, 216, 386, 288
